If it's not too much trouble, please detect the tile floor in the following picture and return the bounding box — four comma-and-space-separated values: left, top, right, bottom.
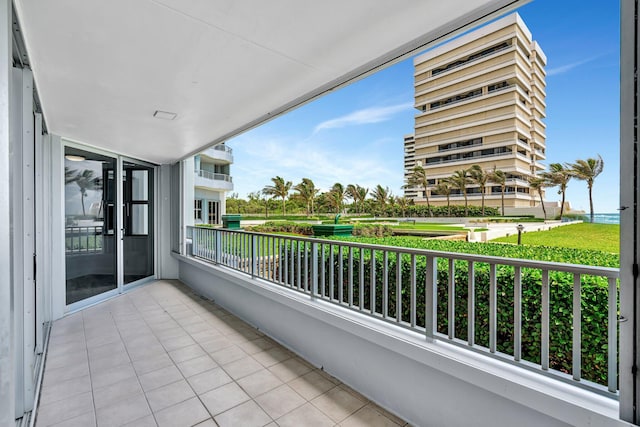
35, 280, 409, 427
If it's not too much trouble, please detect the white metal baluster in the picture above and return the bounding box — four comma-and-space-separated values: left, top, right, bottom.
607, 277, 618, 392
359, 248, 364, 310
448, 258, 455, 339
425, 256, 437, 338
329, 245, 335, 301
541, 269, 549, 370
311, 242, 318, 298
411, 254, 417, 328
370, 249, 376, 314
468, 261, 475, 346
514, 266, 522, 361
383, 251, 389, 319
489, 263, 497, 353
396, 252, 402, 323
338, 246, 344, 303
348, 247, 354, 307
572, 273, 581, 381
320, 243, 326, 298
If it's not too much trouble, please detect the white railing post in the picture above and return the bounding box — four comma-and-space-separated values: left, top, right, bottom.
215, 230, 221, 264
251, 234, 258, 278
425, 255, 437, 339
311, 242, 318, 298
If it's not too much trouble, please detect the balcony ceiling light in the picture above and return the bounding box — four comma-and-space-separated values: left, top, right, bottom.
153, 110, 177, 120
65, 155, 86, 162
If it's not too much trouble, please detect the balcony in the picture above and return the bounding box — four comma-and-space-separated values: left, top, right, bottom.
200, 145, 234, 164
194, 170, 234, 192
172, 227, 625, 425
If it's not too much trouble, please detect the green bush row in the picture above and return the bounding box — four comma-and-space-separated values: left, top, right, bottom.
277, 237, 618, 386
369, 204, 501, 218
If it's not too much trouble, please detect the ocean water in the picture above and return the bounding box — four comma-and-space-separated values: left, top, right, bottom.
589, 213, 620, 224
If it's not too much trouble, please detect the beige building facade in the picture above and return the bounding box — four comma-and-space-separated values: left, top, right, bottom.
407, 13, 546, 209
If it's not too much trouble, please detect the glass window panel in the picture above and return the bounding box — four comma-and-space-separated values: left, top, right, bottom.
131, 204, 149, 235
132, 170, 148, 201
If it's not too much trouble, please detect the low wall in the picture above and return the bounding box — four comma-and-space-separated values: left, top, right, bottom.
176, 255, 628, 427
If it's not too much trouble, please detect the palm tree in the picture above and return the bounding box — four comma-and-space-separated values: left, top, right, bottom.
567, 155, 604, 223
541, 163, 571, 220
371, 185, 391, 212
449, 169, 471, 216
346, 184, 358, 213
328, 183, 346, 213
262, 176, 292, 216
293, 178, 318, 216
488, 167, 507, 216
434, 179, 452, 216
356, 185, 369, 214
528, 177, 547, 220
469, 165, 489, 216
73, 169, 100, 216
395, 196, 410, 217
406, 165, 432, 216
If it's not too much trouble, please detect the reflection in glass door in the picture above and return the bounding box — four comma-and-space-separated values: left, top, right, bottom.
123, 161, 154, 284
64, 147, 117, 304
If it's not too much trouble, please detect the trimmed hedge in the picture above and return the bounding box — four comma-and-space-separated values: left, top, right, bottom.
246, 221, 313, 235
371, 204, 501, 218
279, 237, 618, 386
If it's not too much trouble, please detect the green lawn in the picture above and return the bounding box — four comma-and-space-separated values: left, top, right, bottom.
491, 223, 620, 254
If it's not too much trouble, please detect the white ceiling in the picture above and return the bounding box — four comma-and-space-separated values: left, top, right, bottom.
14, 0, 524, 164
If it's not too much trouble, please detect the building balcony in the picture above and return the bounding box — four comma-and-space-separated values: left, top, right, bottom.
195, 170, 234, 192
200, 145, 234, 164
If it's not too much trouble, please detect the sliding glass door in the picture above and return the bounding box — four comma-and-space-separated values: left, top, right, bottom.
64, 146, 155, 307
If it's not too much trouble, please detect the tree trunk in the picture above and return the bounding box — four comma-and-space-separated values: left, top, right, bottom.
501, 187, 505, 216
481, 188, 485, 216
539, 191, 547, 220
424, 186, 432, 217
560, 187, 566, 220
588, 184, 594, 223
446, 195, 451, 216
282, 198, 286, 216
463, 191, 468, 217
80, 189, 86, 216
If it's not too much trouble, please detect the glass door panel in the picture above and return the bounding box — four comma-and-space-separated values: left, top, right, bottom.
123, 162, 154, 284
64, 147, 117, 304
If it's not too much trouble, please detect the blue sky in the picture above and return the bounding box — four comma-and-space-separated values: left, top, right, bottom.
228, 0, 620, 213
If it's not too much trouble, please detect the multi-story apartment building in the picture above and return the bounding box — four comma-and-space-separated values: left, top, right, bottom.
193, 143, 233, 225
403, 134, 419, 199
408, 13, 546, 208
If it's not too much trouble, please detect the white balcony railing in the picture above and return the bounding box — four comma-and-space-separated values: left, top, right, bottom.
65, 226, 103, 253
187, 227, 619, 396
195, 169, 233, 182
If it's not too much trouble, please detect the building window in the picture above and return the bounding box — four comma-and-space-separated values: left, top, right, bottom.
208, 201, 219, 225
194, 199, 202, 220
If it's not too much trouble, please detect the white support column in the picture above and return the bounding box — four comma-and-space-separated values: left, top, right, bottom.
619, 0, 638, 422
158, 164, 178, 279
182, 157, 195, 254
0, 0, 14, 424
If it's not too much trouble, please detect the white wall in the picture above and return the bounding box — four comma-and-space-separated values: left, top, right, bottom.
177, 257, 629, 427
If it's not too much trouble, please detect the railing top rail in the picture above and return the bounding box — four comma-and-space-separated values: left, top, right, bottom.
186, 226, 619, 278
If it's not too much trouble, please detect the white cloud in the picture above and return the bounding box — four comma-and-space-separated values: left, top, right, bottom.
313, 102, 413, 134
547, 56, 600, 76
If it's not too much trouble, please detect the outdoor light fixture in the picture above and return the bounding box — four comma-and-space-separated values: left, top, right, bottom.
153, 110, 177, 120
64, 155, 86, 162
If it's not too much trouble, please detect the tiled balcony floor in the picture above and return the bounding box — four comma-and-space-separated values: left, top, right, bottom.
35, 280, 409, 427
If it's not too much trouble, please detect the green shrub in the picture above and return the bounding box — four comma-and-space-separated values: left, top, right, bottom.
352, 224, 393, 237
246, 221, 313, 236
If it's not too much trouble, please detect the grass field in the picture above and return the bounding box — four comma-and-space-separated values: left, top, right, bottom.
491, 223, 620, 254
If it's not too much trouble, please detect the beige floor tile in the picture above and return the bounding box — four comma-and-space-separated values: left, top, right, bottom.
192, 419, 217, 427
177, 354, 218, 378
237, 369, 283, 398
187, 367, 233, 395
254, 384, 306, 420
154, 396, 210, 427
289, 370, 337, 400
39, 375, 91, 407
223, 356, 263, 380
161, 334, 197, 352
94, 393, 151, 427
168, 343, 206, 363
89, 350, 131, 374
237, 337, 276, 355
214, 400, 272, 427
42, 360, 90, 387
90, 363, 136, 390
122, 414, 157, 427
210, 345, 247, 365
93, 376, 142, 409
48, 410, 96, 427
145, 379, 195, 412
268, 357, 313, 383
311, 385, 367, 423
200, 382, 250, 416
44, 349, 88, 371
252, 346, 292, 367
138, 364, 183, 392
36, 391, 94, 427
132, 353, 174, 376
339, 405, 401, 427
276, 402, 335, 427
